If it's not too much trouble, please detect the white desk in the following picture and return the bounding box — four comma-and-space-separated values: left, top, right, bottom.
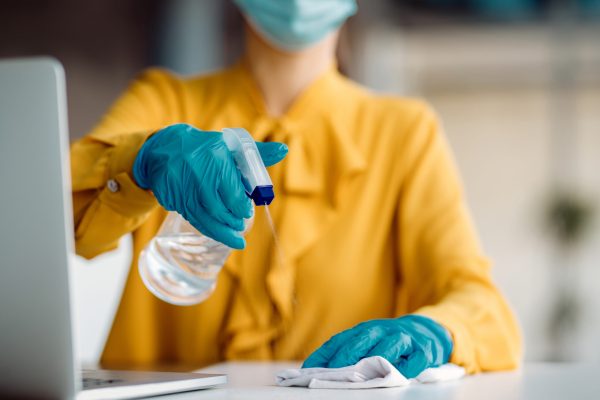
159, 362, 599, 400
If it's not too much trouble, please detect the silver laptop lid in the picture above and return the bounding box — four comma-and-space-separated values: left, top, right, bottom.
0, 57, 78, 399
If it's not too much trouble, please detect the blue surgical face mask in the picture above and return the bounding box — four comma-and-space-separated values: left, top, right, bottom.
234, 0, 357, 52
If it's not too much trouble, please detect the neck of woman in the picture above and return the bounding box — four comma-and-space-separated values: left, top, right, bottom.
243, 27, 338, 117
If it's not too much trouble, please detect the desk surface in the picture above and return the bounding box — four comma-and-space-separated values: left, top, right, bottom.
160, 362, 599, 400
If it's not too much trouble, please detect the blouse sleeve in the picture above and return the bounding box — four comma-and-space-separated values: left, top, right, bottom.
70, 68, 184, 259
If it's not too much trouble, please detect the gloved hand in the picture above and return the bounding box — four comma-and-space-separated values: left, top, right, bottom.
302, 315, 453, 379
133, 123, 287, 249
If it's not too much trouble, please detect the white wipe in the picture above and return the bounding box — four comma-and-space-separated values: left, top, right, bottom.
276, 356, 465, 389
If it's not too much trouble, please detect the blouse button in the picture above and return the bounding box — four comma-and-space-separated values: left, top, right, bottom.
107, 179, 120, 193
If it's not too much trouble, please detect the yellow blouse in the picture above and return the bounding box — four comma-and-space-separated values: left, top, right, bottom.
70, 61, 521, 372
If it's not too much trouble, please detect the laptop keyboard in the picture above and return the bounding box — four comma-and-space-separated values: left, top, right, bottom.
82, 377, 124, 389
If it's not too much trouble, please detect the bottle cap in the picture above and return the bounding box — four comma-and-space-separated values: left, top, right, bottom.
222, 127, 274, 206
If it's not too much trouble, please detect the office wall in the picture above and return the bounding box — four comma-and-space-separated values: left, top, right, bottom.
0, 0, 162, 139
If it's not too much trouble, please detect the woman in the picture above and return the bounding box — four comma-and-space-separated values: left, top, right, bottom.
70, 0, 521, 375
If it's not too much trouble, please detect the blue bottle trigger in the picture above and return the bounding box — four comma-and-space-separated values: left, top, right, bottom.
222, 128, 274, 206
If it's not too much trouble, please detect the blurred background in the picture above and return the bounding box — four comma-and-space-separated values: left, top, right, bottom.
2, 0, 599, 366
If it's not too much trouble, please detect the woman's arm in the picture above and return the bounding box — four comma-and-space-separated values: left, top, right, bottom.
395, 104, 522, 373
70, 69, 184, 258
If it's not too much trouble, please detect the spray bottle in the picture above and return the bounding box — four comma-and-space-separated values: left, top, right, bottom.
138, 128, 274, 305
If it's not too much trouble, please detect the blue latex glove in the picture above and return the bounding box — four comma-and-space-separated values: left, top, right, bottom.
302, 315, 453, 379
133, 123, 287, 249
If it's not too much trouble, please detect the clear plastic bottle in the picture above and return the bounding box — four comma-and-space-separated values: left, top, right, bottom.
138, 128, 274, 306
138, 210, 253, 306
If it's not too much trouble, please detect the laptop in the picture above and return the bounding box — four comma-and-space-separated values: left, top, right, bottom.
0, 58, 226, 399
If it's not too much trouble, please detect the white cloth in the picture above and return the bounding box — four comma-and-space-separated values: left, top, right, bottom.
276, 356, 465, 389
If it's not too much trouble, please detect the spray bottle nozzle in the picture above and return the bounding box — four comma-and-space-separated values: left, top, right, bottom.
222, 128, 274, 206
